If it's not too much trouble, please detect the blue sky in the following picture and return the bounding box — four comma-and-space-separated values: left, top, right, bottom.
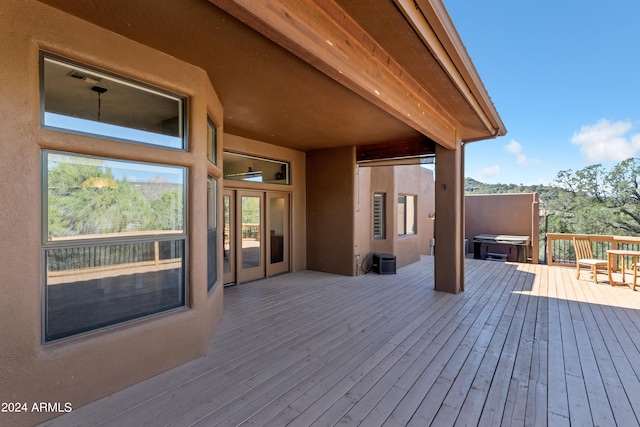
443, 0, 640, 185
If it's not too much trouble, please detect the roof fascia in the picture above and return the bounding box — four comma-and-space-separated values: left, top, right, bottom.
395, 0, 507, 142
207, 0, 459, 149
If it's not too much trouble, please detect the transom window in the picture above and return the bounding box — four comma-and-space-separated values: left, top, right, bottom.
40, 52, 186, 150
223, 152, 290, 185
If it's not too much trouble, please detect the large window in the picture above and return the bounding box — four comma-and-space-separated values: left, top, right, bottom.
42, 151, 187, 342
40, 52, 186, 150
373, 193, 386, 239
223, 152, 290, 185
397, 194, 417, 236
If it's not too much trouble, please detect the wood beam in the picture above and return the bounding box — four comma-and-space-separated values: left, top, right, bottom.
208, 0, 458, 149
356, 138, 435, 162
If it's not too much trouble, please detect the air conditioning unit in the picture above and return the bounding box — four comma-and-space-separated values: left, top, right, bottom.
372, 253, 396, 275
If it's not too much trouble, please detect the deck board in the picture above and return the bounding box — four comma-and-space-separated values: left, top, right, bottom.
39, 257, 640, 427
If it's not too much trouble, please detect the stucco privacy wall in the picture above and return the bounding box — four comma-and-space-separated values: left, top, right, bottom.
465, 193, 540, 264
223, 133, 307, 273
0, 1, 224, 425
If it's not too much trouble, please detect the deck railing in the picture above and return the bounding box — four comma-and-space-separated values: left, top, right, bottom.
46, 234, 184, 285
546, 233, 640, 267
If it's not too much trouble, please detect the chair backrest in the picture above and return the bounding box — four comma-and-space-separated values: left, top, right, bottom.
573, 236, 594, 260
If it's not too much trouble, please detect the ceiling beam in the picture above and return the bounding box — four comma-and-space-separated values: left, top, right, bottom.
356, 139, 436, 163
208, 0, 459, 149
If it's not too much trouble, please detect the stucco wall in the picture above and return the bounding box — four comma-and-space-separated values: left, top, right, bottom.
354, 166, 373, 273
465, 193, 540, 263
394, 165, 435, 268
306, 147, 356, 275
0, 1, 224, 425
354, 164, 435, 272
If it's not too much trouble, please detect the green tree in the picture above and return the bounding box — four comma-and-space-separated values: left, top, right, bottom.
551, 158, 640, 236
47, 159, 183, 239
149, 190, 183, 231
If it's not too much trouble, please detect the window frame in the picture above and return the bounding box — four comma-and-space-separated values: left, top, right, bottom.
223, 151, 291, 185
41, 150, 189, 343
40, 51, 188, 151
397, 194, 417, 236
207, 117, 218, 165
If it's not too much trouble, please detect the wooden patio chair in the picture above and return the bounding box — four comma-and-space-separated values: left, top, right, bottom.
573, 236, 607, 283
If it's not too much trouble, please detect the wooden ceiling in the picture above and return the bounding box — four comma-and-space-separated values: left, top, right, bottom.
37, 0, 504, 153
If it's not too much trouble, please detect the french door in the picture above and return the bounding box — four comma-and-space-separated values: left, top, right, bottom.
223, 189, 290, 285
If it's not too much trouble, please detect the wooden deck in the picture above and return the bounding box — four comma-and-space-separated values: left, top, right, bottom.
41, 257, 640, 426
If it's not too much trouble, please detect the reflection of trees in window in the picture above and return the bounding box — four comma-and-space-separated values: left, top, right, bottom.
241, 196, 261, 224
47, 159, 183, 240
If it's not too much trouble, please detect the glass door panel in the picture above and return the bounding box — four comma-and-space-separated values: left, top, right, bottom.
223, 191, 235, 285
267, 192, 289, 277
237, 191, 264, 283
241, 195, 261, 269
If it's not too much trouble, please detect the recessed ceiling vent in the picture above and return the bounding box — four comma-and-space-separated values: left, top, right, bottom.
67, 70, 101, 85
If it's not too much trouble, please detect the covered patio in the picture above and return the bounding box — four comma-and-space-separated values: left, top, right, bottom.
42, 258, 640, 426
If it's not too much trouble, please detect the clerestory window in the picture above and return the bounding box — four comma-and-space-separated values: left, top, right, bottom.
41, 52, 186, 150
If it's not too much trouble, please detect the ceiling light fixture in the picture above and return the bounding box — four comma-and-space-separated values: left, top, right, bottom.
91, 85, 108, 121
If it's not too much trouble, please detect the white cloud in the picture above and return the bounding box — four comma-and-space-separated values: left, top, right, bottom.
571, 119, 640, 162
505, 140, 522, 155
481, 164, 500, 177
504, 139, 539, 165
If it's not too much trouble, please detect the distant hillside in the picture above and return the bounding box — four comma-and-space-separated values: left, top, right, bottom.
465, 159, 640, 239
464, 177, 557, 199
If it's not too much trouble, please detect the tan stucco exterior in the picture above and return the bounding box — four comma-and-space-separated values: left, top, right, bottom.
306, 147, 357, 275
465, 193, 540, 264
0, 2, 226, 425
0, 0, 504, 424
223, 133, 307, 273
354, 165, 435, 271
307, 153, 435, 276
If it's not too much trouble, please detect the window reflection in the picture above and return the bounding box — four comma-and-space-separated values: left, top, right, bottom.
270, 196, 285, 263
46, 152, 185, 240
41, 53, 185, 149
223, 152, 290, 185
45, 240, 185, 341
43, 151, 187, 342
241, 196, 261, 269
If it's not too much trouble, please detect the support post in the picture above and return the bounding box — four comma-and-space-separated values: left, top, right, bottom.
531, 194, 539, 264
434, 140, 464, 293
